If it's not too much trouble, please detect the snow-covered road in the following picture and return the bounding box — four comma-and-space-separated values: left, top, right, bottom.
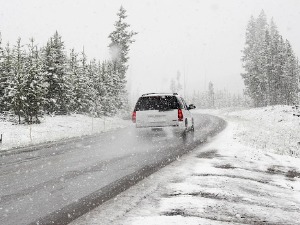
0, 114, 224, 225
71, 111, 300, 225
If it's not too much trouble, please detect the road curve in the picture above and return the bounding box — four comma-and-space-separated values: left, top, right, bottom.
0, 113, 225, 225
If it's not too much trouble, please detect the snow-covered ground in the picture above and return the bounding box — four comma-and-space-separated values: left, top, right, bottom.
70, 106, 300, 225
0, 114, 130, 151
199, 105, 300, 157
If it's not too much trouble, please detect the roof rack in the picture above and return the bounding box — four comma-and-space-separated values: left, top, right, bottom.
141, 93, 156, 96
141, 92, 178, 96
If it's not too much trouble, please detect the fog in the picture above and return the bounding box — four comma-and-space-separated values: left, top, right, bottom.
1, 0, 300, 99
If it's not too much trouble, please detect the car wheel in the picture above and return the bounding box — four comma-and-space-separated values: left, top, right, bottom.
180, 119, 188, 137
185, 118, 189, 132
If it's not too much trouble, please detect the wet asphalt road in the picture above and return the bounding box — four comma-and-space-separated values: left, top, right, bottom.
0, 113, 225, 225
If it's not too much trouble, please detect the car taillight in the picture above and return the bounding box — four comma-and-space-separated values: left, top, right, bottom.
132, 111, 136, 123
178, 109, 183, 121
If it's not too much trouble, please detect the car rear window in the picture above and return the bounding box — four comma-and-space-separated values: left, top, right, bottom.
135, 96, 180, 111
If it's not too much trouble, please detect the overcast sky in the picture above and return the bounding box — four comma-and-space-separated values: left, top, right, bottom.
1, 0, 300, 99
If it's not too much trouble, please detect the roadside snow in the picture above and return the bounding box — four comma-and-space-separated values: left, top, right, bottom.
0, 114, 130, 151
70, 107, 300, 225
198, 105, 300, 157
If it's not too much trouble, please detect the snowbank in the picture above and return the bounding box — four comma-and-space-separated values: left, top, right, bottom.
0, 114, 130, 151
197, 105, 300, 157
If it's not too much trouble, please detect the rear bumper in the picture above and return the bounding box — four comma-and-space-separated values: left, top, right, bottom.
135, 121, 186, 132
136, 124, 178, 128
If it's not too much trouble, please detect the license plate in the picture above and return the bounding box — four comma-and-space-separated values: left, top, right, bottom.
149, 118, 166, 123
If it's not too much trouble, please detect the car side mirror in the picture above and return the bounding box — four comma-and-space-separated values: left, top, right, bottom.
188, 104, 196, 110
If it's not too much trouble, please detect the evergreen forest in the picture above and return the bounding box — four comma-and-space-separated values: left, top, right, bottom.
241, 11, 299, 107
0, 6, 136, 124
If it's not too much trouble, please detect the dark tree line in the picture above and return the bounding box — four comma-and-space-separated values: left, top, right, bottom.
242, 11, 299, 107
0, 6, 136, 124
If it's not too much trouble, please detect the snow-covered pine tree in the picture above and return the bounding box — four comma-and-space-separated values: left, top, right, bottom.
242, 11, 269, 107
254, 11, 268, 106
242, 15, 261, 107
261, 28, 272, 105
86, 58, 98, 115
1, 43, 14, 112
23, 38, 46, 123
66, 48, 79, 112
69, 48, 84, 113
0, 33, 5, 112
75, 48, 95, 114
99, 61, 118, 116
9, 38, 26, 123
97, 61, 107, 116
96, 61, 110, 117
282, 40, 299, 105
107, 60, 119, 116
93, 60, 105, 117
242, 11, 299, 107
108, 6, 137, 113
42, 31, 69, 114
269, 20, 283, 104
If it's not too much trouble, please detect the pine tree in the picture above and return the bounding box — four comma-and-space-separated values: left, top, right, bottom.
93, 61, 105, 117
67, 48, 79, 112
269, 20, 283, 104
242, 15, 261, 106
282, 40, 299, 104
0, 33, 6, 111
99, 61, 118, 116
97, 61, 110, 116
108, 6, 137, 113
242, 12, 299, 107
255, 10, 268, 106
87, 58, 99, 115
261, 29, 272, 105
75, 48, 94, 114
42, 31, 69, 114
23, 38, 46, 123
9, 38, 26, 123
1, 43, 14, 112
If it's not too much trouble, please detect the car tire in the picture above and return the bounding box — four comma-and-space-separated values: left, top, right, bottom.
180, 119, 188, 139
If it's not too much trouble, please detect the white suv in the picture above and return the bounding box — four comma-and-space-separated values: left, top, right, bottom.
132, 93, 196, 135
